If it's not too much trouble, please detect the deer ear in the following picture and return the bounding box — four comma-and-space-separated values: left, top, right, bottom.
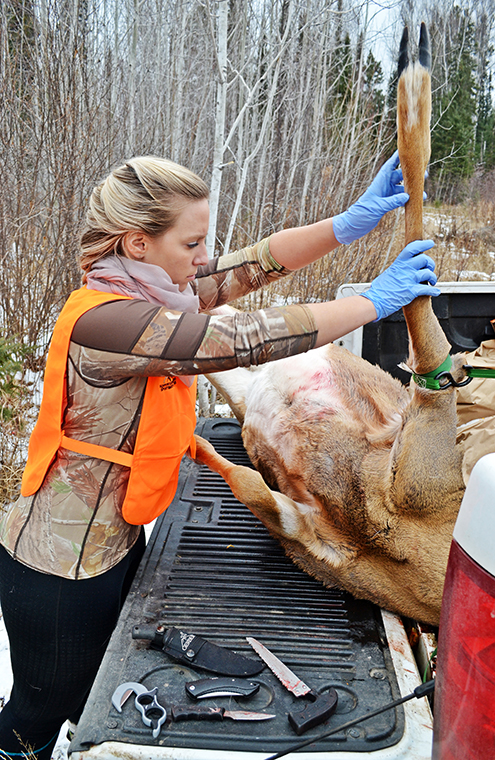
122, 231, 147, 260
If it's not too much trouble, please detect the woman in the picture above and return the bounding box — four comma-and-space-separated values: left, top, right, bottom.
0, 153, 438, 758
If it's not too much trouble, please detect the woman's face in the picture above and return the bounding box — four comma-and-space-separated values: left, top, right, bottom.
138, 199, 210, 291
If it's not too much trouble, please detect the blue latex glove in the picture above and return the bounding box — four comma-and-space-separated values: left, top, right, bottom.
362, 240, 440, 321
333, 151, 409, 245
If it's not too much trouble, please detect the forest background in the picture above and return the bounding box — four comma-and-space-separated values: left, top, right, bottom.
0, 0, 495, 502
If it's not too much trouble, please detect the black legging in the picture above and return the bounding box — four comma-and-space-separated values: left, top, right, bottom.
0, 531, 146, 759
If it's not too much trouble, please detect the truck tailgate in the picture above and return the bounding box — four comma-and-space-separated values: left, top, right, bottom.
69, 418, 432, 759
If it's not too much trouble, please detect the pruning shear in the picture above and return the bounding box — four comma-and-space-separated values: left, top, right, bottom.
112, 681, 167, 738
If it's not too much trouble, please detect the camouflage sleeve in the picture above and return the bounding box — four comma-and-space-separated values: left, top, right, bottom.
71, 299, 317, 380
133, 304, 317, 375
194, 237, 293, 311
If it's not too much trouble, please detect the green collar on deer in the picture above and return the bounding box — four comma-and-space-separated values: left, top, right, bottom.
412, 355, 453, 390
413, 355, 495, 390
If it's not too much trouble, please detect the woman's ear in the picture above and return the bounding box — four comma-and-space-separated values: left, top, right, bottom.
122, 231, 148, 260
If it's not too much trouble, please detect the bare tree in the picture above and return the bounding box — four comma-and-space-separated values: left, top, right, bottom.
0, 0, 492, 433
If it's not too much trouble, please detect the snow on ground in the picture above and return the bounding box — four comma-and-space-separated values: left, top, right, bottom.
455, 270, 495, 280
0, 610, 13, 705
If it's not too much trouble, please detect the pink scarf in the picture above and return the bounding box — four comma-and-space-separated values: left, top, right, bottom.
86, 254, 199, 386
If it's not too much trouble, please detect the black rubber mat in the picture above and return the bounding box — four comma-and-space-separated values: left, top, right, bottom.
71, 418, 404, 755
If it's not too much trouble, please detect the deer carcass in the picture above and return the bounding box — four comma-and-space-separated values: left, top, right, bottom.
194, 26, 470, 626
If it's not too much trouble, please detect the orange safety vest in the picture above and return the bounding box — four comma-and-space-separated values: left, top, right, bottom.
21, 287, 197, 525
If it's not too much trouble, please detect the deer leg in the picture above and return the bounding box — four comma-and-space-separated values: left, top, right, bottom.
397, 25, 431, 248
397, 24, 451, 374
193, 434, 355, 568
391, 26, 465, 514
388, 388, 465, 516
193, 434, 293, 535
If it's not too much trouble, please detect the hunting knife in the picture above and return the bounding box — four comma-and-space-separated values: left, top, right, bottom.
171, 705, 275, 722
246, 636, 338, 735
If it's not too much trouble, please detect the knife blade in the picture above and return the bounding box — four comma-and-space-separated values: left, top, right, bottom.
185, 676, 260, 699
246, 636, 338, 735
247, 638, 310, 697
171, 705, 275, 722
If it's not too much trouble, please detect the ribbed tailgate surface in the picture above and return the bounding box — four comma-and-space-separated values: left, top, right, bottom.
71, 418, 404, 755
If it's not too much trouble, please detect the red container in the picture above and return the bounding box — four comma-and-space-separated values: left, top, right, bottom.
433, 453, 495, 760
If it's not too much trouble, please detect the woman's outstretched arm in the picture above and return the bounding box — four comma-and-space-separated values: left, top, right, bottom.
270, 151, 408, 270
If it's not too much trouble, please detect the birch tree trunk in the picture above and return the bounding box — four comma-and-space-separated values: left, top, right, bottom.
223, 0, 295, 255
206, 0, 229, 258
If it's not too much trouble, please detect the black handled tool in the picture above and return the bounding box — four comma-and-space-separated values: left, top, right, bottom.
172, 705, 275, 722
132, 625, 264, 676
185, 676, 260, 699
247, 636, 337, 735
263, 680, 436, 759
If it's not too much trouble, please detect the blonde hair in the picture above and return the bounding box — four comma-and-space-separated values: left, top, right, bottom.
80, 156, 209, 281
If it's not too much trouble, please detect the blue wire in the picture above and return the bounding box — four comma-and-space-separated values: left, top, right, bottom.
1, 730, 59, 757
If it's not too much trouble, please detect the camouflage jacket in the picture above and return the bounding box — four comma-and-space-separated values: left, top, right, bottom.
0, 238, 317, 579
